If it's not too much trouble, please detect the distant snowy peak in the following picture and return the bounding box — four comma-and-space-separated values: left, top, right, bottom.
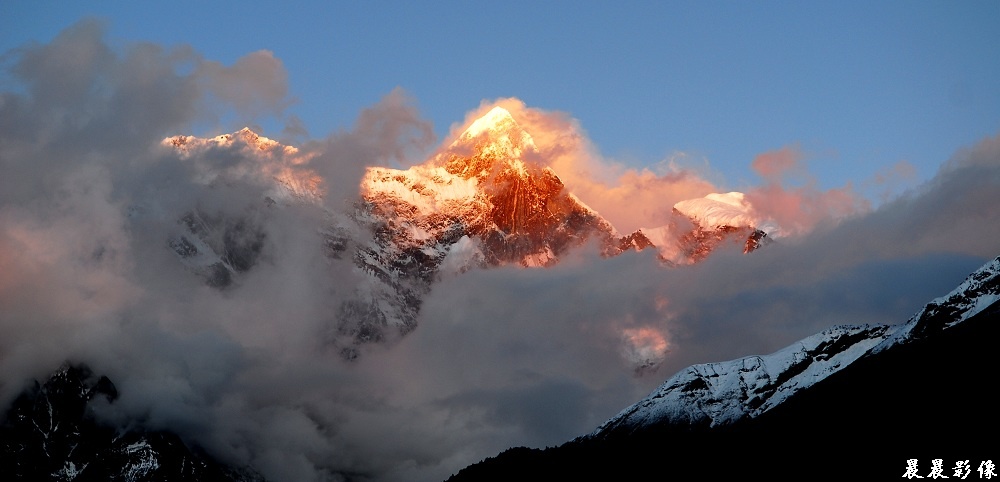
460, 106, 533, 143
591, 255, 1000, 438
163, 127, 323, 203
673, 192, 758, 231
636, 192, 768, 265
163, 123, 767, 272
165, 127, 290, 156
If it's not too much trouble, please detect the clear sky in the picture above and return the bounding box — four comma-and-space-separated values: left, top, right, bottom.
3, 1, 998, 196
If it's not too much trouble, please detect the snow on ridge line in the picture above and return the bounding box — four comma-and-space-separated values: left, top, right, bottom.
164, 127, 292, 155
362, 164, 480, 216
448, 105, 538, 168
590, 255, 1000, 436
874, 255, 1000, 353
161, 127, 324, 203
589, 324, 892, 434
926, 255, 1000, 322
672, 192, 758, 230
463, 106, 516, 139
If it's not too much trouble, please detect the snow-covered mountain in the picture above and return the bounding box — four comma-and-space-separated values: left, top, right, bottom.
356, 107, 768, 274
158, 108, 768, 353
359, 106, 630, 269
448, 255, 1000, 481
591, 255, 1000, 436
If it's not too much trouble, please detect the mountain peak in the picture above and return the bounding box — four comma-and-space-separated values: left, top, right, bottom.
673, 192, 758, 230
447, 106, 537, 172
461, 106, 518, 139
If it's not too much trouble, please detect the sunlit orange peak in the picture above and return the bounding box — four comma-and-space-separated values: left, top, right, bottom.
451, 105, 537, 161
462, 106, 517, 139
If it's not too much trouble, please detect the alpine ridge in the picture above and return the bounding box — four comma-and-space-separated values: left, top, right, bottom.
597, 253, 1000, 429
591, 252, 999, 436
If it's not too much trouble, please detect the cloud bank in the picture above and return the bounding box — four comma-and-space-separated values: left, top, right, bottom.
2, 21, 999, 482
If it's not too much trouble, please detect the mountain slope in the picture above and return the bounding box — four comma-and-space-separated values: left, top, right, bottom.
448, 255, 1000, 480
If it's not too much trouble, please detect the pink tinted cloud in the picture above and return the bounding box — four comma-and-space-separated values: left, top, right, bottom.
751, 145, 801, 182
746, 146, 869, 237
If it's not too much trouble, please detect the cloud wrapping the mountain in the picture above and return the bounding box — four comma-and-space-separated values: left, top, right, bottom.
304, 87, 436, 207
2, 21, 1000, 482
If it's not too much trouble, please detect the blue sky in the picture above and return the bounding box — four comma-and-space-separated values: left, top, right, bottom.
3, 1, 998, 195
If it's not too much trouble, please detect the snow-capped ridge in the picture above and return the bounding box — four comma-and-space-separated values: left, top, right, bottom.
673, 192, 758, 230
590, 255, 1000, 437
875, 255, 1000, 352
591, 324, 891, 433
166, 127, 284, 153
162, 128, 322, 203
461, 106, 521, 140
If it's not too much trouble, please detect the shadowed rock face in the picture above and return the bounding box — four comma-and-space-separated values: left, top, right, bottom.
0, 364, 264, 482
170, 210, 267, 289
